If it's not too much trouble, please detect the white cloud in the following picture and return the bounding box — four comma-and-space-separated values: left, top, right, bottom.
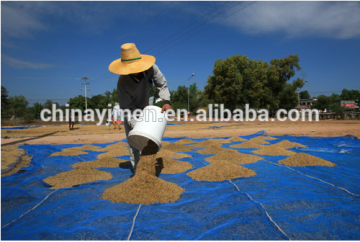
2, 56, 56, 69
1, 2, 168, 39
1, 4, 47, 38
222, 2, 360, 39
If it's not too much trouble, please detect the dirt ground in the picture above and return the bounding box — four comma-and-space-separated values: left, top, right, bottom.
1, 119, 360, 175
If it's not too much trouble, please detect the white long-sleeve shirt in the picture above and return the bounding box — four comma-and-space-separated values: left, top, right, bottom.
117, 64, 171, 116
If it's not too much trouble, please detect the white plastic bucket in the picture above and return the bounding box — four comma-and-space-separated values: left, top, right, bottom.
128, 105, 168, 151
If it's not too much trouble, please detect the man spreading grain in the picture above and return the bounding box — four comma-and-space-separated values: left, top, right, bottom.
108, 43, 172, 174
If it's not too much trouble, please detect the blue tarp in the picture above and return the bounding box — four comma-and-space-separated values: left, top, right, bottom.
1, 126, 30, 130
167, 123, 185, 126
2, 132, 360, 240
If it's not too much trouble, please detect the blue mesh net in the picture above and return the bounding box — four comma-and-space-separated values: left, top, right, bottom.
2, 131, 360, 239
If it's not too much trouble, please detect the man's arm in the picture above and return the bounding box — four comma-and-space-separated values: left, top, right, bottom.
152, 64, 172, 112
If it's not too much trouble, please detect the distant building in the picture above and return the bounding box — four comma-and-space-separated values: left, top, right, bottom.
296, 98, 317, 110
300, 98, 316, 107
334, 100, 359, 111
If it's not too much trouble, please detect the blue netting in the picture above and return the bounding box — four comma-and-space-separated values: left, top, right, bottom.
2, 132, 360, 239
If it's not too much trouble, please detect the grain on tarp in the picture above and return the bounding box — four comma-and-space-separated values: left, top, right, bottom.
278, 152, 336, 167
72, 157, 127, 168
44, 167, 113, 189
187, 162, 256, 181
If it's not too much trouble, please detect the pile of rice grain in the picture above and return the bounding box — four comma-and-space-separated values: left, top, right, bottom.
156, 157, 193, 174
278, 152, 336, 167
1, 145, 24, 170
197, 145, 227, 155
74, 144, 102, 151
230, 141, 267, 149
156, 149, 191, 160
205, 149, 262, 165
271, 140, 307, 149
101, 142, 128, 149
50, 148, 88, 157
230, 136, 277, 149
97, 150, 127, 159
173, 139, 197, 145
191, 139, 229, 148
102, 141, 185, 205
228, 136, 246, 142
251, 140, 308, 156
162, 142, 193, 152
44, 167, 113, 189
251, 146, 296, 156
187, 162, 255, 181
72, 157, 126, 168
249, 136, 278, 143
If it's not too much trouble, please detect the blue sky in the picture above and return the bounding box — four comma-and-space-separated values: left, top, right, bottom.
1, 1, 360, 106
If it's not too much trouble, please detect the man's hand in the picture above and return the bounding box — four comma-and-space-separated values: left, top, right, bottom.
161, 103, 173, 113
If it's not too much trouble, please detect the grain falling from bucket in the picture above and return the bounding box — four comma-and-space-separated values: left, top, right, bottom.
102, 140, 185, 205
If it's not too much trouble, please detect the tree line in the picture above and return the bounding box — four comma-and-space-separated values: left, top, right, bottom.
311, 89, 360, 113
2, 53, 359, 123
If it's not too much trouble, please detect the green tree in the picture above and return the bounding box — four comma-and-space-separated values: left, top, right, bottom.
150, 85, 160, 99
8, 95, 29, 118
205, 54, 303, 112
101, 91, 113, 107
44, 100, 60, 110
205, 55, 245, 111
189, 83, 200, 114
278, 83, 299, 110
328, 103, 346, 113
23, 109, 35, 123
197, 89, 212, 108
312, 95, 331, 110
300, 90, 310, 99
30, 102, 44, 119
69, 95, 86, 112
90, 94, 109, 110
111, 88, 118, 104
341, 89, 360, 101
329, 93, 341, 103
1, 86, 10, 118
169, 85, 188, 110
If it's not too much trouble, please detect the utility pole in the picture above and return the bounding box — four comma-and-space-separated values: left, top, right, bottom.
298, 80, 309, 106
188, 73, 195, 115
82, 75, 90, 110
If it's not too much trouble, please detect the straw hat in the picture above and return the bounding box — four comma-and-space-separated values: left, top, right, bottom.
108, 43, 156, 75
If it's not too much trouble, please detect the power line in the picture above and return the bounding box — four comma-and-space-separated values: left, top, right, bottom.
2, 76, 113, 81
148, 1, 234, 55
144, 1, 230, 54
152, 2, 256, 57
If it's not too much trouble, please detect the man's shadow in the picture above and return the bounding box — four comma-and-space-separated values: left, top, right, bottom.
119, 158, 164, 176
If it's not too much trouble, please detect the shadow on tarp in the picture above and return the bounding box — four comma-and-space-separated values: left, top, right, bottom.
1, 131, 360, 239
1, 132, 59, 147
